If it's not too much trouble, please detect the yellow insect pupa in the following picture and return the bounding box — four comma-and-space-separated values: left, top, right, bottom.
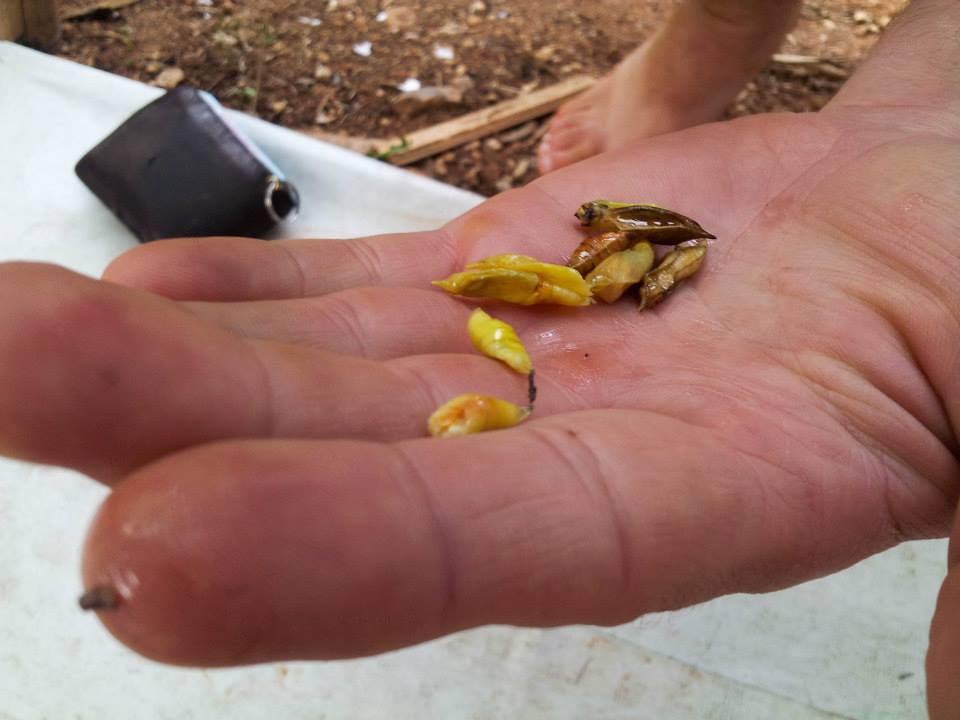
433, 254, 592, 306
585, 241, 656, 303
467, 308, 532, 375
427, 393, 531, 437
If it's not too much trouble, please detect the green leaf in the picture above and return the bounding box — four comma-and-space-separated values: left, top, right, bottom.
366, 137, 411, 161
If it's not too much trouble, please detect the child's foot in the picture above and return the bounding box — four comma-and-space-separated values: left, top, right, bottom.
538, 0, 801, 173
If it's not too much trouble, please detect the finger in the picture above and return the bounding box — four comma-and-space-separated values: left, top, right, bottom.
102, 232, 457, 302
180, 282, 626, 361
829, 0, 960, 115
81, 408, 903, 666
181, 287, 477, 357
0, 263, 534, 481
103, 116, 816, 302
0, 262, 265, 480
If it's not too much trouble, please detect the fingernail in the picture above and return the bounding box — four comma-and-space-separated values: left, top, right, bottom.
79, 584, 121, 611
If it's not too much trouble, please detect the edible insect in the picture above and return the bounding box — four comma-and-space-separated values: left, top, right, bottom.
567, 231, 642, 276
638, 241, 708, 310
433, 254, 592, 306
467, 308, 532, 374
570, 200, 714, 308
574, 200, 716, 244
585, 241, 656, 303
433, 201, 713, 313
428, 393, 531, 437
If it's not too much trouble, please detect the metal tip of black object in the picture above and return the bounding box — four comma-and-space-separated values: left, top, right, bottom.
271, 183, 299, 218
78, 585, 120, 611
527, 370, 537, 406
264, 175, 300, 223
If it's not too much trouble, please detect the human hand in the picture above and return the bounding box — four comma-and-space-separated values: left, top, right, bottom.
0, 0, 956, 679
929, 504, 960, 719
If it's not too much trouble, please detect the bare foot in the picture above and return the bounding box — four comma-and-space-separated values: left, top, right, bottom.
538, 0, 802, 174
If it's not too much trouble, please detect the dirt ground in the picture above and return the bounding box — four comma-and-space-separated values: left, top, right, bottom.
54, 0, 906, 196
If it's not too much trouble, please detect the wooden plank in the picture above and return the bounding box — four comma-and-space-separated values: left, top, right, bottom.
386, 74, 595, 166
296, 76, 595, 165
0, 0, 25, 41
23, 0, 60, 47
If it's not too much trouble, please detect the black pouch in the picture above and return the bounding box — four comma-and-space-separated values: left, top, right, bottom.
75, 86, 300, 242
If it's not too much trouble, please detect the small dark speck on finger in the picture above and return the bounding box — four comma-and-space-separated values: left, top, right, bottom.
78, 585, 120, 611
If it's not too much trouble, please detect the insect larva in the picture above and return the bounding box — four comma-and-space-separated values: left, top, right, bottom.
433, 255, 592, 306
638, 241, 709, 310
567, 231, 639, 276
467, 308, 532, 375
427, 393, 531, 437
585, 241, 656, 303
575, 200, 716, 245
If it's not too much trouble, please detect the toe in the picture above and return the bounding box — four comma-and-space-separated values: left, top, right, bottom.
538, 124, 604, 174
548, 101, 594, 128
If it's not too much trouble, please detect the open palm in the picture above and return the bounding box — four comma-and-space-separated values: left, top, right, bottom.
1, 1, 957, 668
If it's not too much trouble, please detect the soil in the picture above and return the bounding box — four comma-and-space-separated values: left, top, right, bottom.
54, 0, 906, 197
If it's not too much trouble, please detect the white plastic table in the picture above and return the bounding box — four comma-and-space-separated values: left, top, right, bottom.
0, 42, 945, 720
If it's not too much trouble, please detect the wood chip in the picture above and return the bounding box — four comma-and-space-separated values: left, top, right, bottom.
392, 85, 464, 118
512, 157, 530, 178
499, 121, 537, 143
816, 62, 849, 79
151, 66, 185, 89
61, 0, 141, 21
772, 53, 820, 64
381, 6, 416, 32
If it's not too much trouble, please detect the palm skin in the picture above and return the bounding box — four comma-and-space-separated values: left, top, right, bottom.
0, 2, 957, 703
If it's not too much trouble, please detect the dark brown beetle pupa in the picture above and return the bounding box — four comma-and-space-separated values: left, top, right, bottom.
574, 200, 716, 245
